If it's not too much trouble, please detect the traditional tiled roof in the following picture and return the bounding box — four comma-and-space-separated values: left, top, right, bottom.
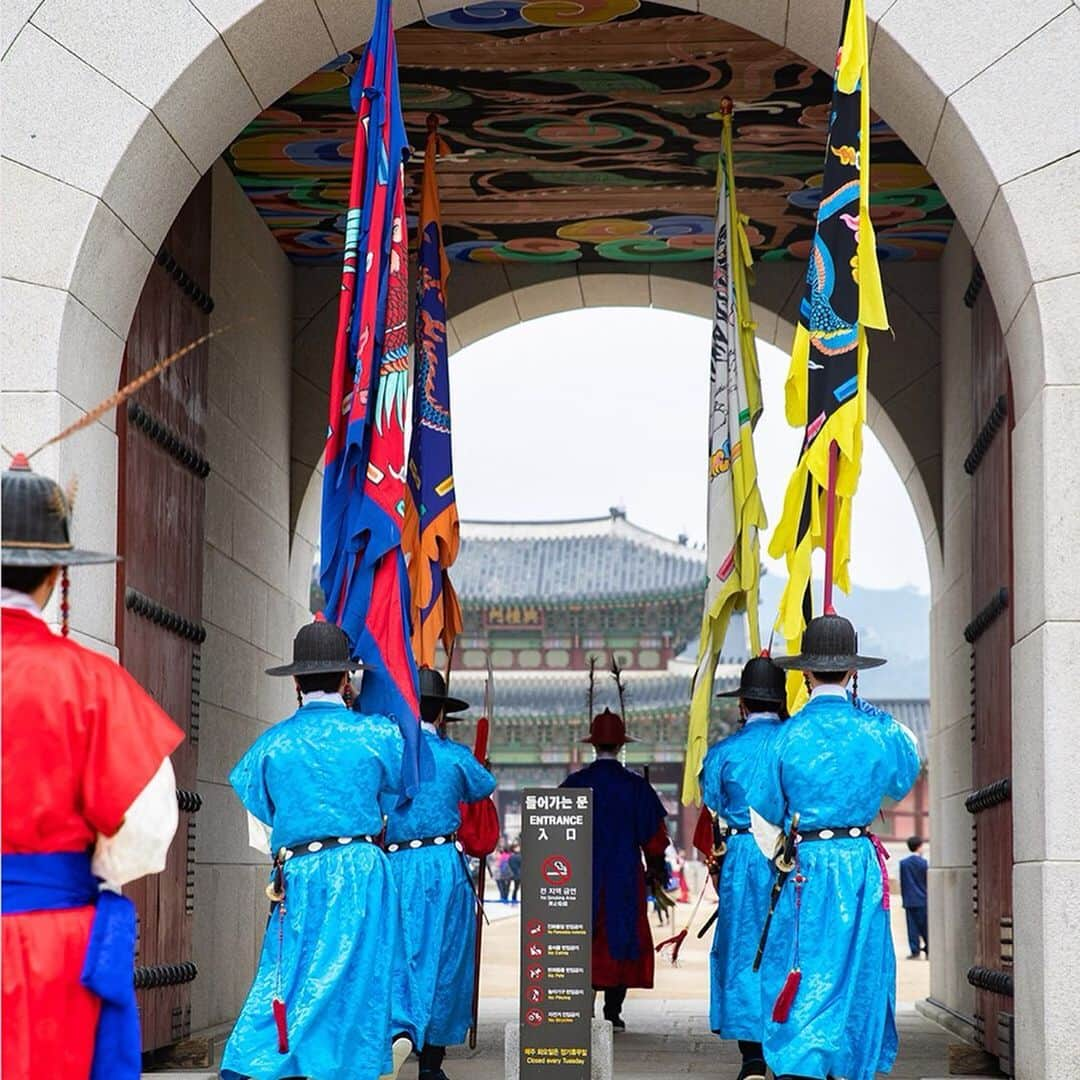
448, 672, 930, 763
449, 667, 736, 722
454, 511, 706, 604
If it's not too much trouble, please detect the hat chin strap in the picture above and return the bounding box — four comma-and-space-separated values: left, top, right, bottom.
60, 566, 69, 637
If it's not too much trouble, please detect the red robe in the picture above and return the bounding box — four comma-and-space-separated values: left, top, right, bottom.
1, 608, 183, 1080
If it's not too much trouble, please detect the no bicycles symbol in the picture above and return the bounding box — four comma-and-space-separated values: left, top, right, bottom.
541, 854, 572, 886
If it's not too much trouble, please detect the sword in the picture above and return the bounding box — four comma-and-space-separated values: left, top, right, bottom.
696, 814, 728, 939
752, 811, 800, 973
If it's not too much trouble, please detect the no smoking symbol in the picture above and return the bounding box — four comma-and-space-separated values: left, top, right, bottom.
542, 854, 572, 886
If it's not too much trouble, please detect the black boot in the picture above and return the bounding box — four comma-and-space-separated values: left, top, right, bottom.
602, 987, 627, 1030
736, 1041, 767, 1080
418, 1043, 447, 1079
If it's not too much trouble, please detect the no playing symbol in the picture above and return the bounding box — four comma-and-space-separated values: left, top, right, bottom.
542, 854, 572, 886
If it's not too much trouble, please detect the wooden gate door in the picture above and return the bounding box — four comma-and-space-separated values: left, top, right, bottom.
964, 266, 1014, 1073
117, 175, 212, 1052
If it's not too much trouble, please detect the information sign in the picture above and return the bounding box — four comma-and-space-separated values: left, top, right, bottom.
519, 787, 593, 1077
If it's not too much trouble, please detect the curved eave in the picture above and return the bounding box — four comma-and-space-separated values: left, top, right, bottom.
460, 584, 706, 610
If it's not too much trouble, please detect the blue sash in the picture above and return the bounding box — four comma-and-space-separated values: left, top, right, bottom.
2, 852, 141, 1080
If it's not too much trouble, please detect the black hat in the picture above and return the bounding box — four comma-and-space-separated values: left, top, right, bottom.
2, 454, 118, 567
266, 621, 361, 677
419, 667, 469, 721
773, 613, 885, 672
717, 655, 787, 704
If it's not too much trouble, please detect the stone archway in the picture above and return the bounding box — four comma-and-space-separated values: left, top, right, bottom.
4, 3, 1079, 1073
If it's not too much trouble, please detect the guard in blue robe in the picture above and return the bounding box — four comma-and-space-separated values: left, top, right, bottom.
700, 656, 788, 1080
221, 622, 410, 1080
384, 669, 495, 1080
560, 708, 669, 1031
750, 615, 921, 1080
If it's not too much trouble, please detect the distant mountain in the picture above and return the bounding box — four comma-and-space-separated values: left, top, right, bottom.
757, 576, 930, 699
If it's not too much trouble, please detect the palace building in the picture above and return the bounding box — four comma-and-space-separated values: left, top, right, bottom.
439, 511, 929, 853
445, 511, 743, 846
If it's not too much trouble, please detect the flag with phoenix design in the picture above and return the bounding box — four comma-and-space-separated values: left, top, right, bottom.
767, 0, 888, 692
681, 102, 768, 805
320, 0, 424, 798
404, 120, 463, 670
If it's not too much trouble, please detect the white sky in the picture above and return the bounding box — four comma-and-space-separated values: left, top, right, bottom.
449, 307, 930, 595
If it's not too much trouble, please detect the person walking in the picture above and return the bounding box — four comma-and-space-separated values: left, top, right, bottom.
495, 844, 512, 903
674, 848, 691, 904
700, 655, 788, 1080
899, 836, 929, 959
1, 454, 184, 1080
561, 706, 669, 1032
221, 621, 411, 1080
384, 668, 496, 1080
750, 614, 921, 1080
508, 842, 522, 904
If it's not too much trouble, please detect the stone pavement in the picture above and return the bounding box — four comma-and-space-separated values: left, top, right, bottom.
148, 903, 948, 1078
148, 1004, 953, 1080
430, 998, 951, 1079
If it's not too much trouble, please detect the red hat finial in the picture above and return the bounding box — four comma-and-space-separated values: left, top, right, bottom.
9, 452, 30, 471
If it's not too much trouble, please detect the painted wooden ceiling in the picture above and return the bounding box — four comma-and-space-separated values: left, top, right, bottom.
223, 1, 952, 265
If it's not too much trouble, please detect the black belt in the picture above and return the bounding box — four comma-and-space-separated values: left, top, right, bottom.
267, 834, 380, 903
796, 825, 872, 842
385, 832, 461, 854
275, 834, 380, 864
722, 826, 751, 837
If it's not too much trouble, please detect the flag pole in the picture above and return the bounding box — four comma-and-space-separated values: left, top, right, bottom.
822, 440, 840, 614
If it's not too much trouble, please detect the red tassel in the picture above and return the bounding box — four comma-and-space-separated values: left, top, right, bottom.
273, 996, 289, 1053
771, 968, 802, 1023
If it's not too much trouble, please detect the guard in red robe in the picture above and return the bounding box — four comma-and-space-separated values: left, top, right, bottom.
561, 708, 670, 1031
1, 454, 184, 1080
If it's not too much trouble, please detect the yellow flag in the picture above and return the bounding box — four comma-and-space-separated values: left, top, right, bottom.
682, 108, 767, 805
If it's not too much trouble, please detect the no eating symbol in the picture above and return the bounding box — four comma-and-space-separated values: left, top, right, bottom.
541, 854, 572, 886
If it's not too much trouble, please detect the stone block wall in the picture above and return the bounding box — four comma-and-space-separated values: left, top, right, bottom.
927, 226, 977, 1029
190, 162, 307, 1033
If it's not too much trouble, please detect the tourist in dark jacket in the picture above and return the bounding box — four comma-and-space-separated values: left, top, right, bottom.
899, 836, 929, 959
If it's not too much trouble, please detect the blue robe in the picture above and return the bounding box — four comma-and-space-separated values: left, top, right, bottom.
699, 715, 784, 1042
748, 692, 921, 1080
221, 700, 405, 1080
383, 729, 495, 1049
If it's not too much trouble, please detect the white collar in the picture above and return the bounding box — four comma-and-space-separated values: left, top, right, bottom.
1, 588, 46, 621
300, 690, 345, 707
810, 683, 848, 700
421, 720, 438, 734
744, 711, 779, 725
